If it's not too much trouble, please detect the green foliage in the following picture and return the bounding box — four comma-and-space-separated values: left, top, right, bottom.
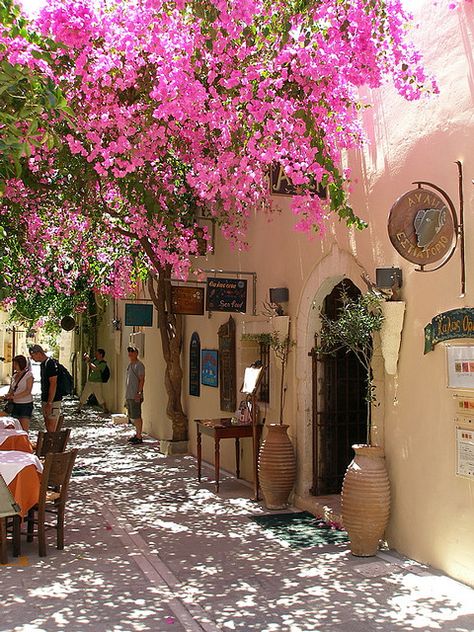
316, 289, 384, 442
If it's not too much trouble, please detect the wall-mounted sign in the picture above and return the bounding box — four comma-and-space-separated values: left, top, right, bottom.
388, 187, 457, 266
424, 309, 474, 353
171, 286, 205, 315
270, 164, 326, 199
218, 317, 236, 412
206, 278, 247, 313
456, 426, 474, 479
201, 349, 218, 387
125, 303, 153, 327
189, 332, 201, 397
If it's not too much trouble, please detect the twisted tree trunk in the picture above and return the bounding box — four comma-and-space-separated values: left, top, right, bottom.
147, 266, 188, 442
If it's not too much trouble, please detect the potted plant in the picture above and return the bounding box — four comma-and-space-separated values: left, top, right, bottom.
317, 288, 390, 556
242, 317, 296, 509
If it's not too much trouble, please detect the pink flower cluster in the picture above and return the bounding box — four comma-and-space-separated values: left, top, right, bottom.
0, 0, 437, 301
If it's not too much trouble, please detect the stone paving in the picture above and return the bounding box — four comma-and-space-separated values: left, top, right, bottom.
1, 395, 474, 631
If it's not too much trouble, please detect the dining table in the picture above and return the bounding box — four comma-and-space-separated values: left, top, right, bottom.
0, 451, 43, 516
0, 429, 33, 453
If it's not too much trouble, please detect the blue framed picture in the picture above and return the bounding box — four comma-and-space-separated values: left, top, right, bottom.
201, 349, 218, 387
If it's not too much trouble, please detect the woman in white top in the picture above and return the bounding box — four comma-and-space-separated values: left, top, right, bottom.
5, 355, 34, 431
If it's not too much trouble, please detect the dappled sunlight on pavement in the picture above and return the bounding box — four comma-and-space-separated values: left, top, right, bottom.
1, 397, 474, 631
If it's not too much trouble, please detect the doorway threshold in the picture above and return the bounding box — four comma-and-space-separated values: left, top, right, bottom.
294, 493, 343, 527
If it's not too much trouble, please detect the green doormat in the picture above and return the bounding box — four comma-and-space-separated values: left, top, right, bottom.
250, 512, 348, 548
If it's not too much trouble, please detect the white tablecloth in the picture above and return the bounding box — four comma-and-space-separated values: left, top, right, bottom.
0, 451, 43, 486
0, 417, 22, 430
0, 429, 28, 448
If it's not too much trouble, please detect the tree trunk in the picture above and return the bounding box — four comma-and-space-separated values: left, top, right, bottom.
147, 267, 188, 442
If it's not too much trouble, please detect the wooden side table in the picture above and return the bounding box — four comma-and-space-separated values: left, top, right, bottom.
195, 418, 262, 494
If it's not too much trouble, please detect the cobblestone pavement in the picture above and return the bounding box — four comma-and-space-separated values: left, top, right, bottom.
1, 395, 474, 632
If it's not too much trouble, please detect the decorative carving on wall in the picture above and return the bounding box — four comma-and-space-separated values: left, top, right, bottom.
218, 316, 236, 412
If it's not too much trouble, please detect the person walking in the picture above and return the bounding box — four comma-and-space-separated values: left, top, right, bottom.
28, 344, 62, 432
4, 355, 34, 432
78, 348, 109, 414
125, 346, 145, 445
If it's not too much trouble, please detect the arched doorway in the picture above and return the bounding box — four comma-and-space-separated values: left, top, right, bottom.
310, 279, 368, 496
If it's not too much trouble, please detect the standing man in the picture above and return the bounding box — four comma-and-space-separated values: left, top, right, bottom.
125, 346, 145, 445
78, 348, 109, 414
29, 344, 62, 432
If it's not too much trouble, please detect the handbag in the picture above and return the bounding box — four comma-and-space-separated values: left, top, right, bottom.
4, 370, 26, 415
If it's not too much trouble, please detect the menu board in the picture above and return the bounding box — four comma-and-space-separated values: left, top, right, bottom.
456, 426, 474, 479
125, 304, 153, 327
189, 332, 201, 397
172, 286, 205, 315
206, 278, 247, 313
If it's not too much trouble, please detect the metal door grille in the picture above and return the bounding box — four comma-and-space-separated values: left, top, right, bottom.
310, 281, 368, 496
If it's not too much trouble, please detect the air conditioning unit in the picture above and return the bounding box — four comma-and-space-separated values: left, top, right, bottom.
129, 332, 145, 357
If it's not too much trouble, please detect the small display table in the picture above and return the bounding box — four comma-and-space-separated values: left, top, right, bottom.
195, 418, 263, 493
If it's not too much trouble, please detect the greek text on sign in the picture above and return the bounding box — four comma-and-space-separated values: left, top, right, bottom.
424, 309, 474, 353
388, 188, 456, 266
206, 278, 247, 313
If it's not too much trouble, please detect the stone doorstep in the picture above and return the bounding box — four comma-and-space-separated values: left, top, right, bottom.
294, 493, 344, 527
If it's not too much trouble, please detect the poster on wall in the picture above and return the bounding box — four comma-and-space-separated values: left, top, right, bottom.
189, 332, 201, 397
446, 345, 474, 389
455, 426, 474, 479
201, 349, 218, 387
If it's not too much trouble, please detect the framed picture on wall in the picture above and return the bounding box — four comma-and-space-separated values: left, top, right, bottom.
446, 344, 474, 389
201, 349, 218, 387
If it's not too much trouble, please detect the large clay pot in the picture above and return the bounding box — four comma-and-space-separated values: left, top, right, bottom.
341, 444, 390, 556
258, 424, 296, 510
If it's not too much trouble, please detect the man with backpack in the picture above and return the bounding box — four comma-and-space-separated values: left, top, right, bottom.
29, 344, 63, 432
78, 348, 110, 414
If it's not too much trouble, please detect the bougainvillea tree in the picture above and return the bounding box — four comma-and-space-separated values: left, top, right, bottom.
0, 0, 436, 440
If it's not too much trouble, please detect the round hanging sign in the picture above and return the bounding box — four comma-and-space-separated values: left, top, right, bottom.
388, 187, 457, 266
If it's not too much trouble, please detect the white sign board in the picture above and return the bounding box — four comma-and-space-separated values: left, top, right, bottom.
456, 426, 474, 479
447, 345, 474, 389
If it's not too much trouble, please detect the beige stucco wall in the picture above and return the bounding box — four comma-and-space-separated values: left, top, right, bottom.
98, 0, 474, 587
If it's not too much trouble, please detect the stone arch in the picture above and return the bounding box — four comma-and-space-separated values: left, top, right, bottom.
293, 244, 367, 500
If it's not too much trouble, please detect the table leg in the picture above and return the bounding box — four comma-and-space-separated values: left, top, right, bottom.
197, 427, 202, 482
12, 515, 21, 557
215, 436, 220, 493
0, 518, 7, 565
235, 437, 241, 478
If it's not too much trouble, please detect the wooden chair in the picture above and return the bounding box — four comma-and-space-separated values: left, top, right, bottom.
0, 476, 21, 564
35, 429, 71, 459
55, 414, 65, 432
26, 449, 78, 557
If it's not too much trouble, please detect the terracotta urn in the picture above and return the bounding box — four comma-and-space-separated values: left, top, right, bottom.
341, 444, 390, 556
258, 424, 296, 510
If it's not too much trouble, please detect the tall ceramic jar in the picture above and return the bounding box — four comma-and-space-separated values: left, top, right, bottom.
258, 424, 296, 510
341, 444, 390, 556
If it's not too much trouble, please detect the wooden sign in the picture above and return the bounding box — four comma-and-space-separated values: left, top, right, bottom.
424, 308, 474, 353
218, 317, 236, 412
388, 187, 456, 266
189, 332, 201, 397
270, 164, 326, 198
171, 286, 205, 315
206, 278, 247, 313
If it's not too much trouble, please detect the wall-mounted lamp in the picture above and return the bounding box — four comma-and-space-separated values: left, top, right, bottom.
375, 268, 403, 290
112, 319, 122, 331
269, 287, 289, 315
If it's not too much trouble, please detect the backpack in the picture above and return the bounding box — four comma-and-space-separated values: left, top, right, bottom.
101, 363, 110, 383
56, 362, 74, 396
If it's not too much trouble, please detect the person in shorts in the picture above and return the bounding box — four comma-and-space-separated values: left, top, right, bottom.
29, 344, 62, 432
4, 355, 34, 432
125, 346, 145, 445
78, 348, 109, 413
